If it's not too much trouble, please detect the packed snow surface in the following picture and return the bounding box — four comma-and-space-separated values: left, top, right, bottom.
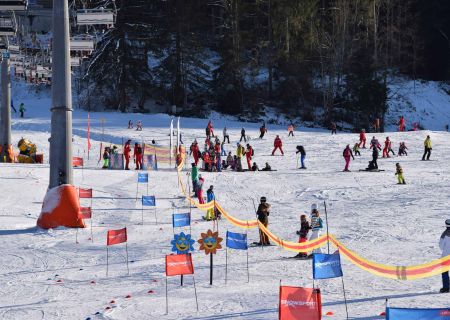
1, 86, 450, 319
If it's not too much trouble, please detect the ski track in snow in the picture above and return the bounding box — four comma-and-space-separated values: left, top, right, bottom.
1, 102, 450, 319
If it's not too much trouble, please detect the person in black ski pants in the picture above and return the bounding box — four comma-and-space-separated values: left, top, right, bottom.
240, 128, 247, 142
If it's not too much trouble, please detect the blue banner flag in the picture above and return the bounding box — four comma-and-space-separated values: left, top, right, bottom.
172, 213, 190, 228
142, 195, 156, 206
386, 307, 450, 320
226, 231, 248, 250
313, 252, 343, 279
137, 173, 148, 183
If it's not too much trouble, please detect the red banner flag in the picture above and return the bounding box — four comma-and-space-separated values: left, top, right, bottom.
72, 157, 84, 167
79, 188, 93, 199
80, 207, 92, 219
107, 228, 127, 246
279, 286, 322, 320
166, 254, 194, 277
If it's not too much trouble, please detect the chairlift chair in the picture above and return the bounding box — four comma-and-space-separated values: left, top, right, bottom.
0, 12, 17, 36
76, 8, 115, 26
70, 35, 94, 52
0, 0, 27, 11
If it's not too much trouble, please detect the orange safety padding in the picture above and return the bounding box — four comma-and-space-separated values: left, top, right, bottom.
37, 185, 86, 229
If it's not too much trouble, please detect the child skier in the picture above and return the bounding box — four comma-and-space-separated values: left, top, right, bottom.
196, 175, 205, 204
295, 214, 311, 258
308, 204, 324, 257
128, 120, 133, 129
102, 147, 110, 169
136, 121, 142, 131
395, 163, 406, 184
353, 143, 361, 156
383, 137, 392, 158
133, 143, 143, 170
245, 144, 254, 170
343, 144, 355, 172
124, 139, 131, 170
19, 103, 26, 118
288, 123, 294, 137
240, 128, 247, 142
205, 185, 215, 220
398, 142, 408, 156
259, 124, 267, 139
223, 127, 230, 143
359, 129, 366, 148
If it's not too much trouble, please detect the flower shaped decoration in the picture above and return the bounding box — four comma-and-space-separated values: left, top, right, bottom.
171, 232, 195, 254
198, 230, 223, 255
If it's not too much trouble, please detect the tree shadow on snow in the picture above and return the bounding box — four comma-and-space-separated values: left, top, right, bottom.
0, 227, 39, 236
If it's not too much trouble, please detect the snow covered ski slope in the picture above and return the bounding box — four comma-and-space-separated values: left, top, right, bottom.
1, 105, 449, 319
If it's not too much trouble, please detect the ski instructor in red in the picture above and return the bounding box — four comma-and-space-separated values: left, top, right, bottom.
272, 135, 284, 156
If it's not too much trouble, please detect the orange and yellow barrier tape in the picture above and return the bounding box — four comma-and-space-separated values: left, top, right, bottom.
176, 158, 450, 279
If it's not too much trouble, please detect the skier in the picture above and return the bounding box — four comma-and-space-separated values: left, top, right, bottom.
196, 175, 205, 204
128, 120, 133, 129
370, 136, 381, 150
382, 137, 392, 158
245, 144, 254, 171
236, 143, 245, 172
353, 143, 361, 156
398, 142, 408, 156
124, 139, 131, 170
226, 152, 234, 168
422, 135, 432, 160
288, 123, 294, 137
256, 197, 271, 246
259, 124, 267, 139
398, 116, 405, 132
368, 142, 381, 170
272, 135, 284, 156
220, 141, 227, 156
19, 103, 26, 118
331, 122, 337, 135
439, 219, 450, 293
190, 141, 200, 166
395, 163, 406, 184
223, 126, 230, 143
206, 125, 211, 139
359, 129, 366, 148
251, 162, 259, 171
295, 214, 311, 258
296, 145, 306, 169
205, 185, 215, 220
102, 147, 110, 169
191, 163, 199, 194
207, 120, 214, 137
240, 127, 247, 142
308, 204, 324, 257
133, 143, 143, 170
343, 144, 355, 172
136, 121, 142, 131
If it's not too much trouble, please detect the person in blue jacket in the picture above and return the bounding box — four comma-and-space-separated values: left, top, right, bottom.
308, 203, 324, 257
205, 185, 216, 220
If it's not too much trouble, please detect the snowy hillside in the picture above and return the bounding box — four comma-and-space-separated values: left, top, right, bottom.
385, 79, 450, 131
1, 89, 449, 319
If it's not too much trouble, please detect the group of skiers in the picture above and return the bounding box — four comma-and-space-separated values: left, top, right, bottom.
127, 120, 143, 131
104, 139, 143, 170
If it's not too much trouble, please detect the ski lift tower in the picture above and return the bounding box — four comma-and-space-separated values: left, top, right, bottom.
37, 0, 84, 229
0, 5, 20, 162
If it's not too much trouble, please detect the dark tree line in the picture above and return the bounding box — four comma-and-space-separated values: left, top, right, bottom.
81, 0, 450, 130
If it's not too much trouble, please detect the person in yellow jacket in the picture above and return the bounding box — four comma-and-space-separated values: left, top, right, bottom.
395, 163, 406, 184
422, 135, 432, 161
236, 143, 245, 172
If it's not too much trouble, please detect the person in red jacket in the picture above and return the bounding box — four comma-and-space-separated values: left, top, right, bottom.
133, 142, 143, 170
190, 140, 200, 165
272, 135, 284, 156
124, 139, 131, 170
398, 116, 405, 132
245, 144, 254, 170
382, 137, 392, 158
207, 120, 214, 137
343, 144, 355, 172
359, 129, 366, 148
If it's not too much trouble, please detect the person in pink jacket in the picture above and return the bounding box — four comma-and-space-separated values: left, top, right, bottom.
343, 144, 355, 172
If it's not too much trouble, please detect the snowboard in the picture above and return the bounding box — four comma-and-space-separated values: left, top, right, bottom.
250, 242, 276, 247
358, 169, 385, 172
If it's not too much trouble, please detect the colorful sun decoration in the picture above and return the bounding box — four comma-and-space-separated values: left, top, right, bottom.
198, 230, 223, 255
171, 232, 195, 254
